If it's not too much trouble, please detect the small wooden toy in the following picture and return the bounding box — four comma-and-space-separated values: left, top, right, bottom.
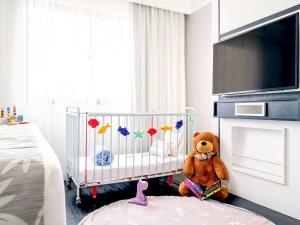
8, 115, 17, 124
18, 115, 24, 122
0, 108, 4, 118
13, 105, 16, 116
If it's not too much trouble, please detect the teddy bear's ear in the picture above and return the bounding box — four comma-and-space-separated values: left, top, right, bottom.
213, 135, 220, 151
214, 135, 220, 143
193, 132, 200, 138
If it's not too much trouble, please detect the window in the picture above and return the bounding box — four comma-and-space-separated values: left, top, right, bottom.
27, 0, 133, 111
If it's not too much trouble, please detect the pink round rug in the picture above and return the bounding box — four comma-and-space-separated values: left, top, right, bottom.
79, 196, 274, 225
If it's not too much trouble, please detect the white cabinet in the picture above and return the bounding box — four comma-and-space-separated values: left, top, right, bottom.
220, 119, 300, 219
220, 118, 300, 220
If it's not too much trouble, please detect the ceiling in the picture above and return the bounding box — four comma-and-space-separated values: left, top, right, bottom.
128, 0, 212, 14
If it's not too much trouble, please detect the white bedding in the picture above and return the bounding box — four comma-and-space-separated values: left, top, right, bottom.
31, 124, 66, 225
0, 124, 66, 225
79, 152, 185, 183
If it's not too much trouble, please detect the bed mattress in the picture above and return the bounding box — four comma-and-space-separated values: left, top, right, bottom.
0, 124, 66, 225
79, 153, 185, 183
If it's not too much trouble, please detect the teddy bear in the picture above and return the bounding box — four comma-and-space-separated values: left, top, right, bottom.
179, 132, 229, 201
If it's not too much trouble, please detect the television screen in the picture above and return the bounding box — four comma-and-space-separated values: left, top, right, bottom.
213, 14, 299, 95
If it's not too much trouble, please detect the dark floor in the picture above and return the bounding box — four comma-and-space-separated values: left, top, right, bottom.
66, 176, 300, 225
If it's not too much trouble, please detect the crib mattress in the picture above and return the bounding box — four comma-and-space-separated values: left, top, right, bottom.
79, 153, 185, 183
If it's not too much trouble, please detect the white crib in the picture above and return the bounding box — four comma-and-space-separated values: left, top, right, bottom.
66, 107, 196, 204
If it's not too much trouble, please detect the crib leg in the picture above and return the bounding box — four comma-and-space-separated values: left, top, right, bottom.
169, 175, 173, 186
76, 186, 81, 205
91, 186, 97, 199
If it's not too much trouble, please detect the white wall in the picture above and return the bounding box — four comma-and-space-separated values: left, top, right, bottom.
186, 4, 215, 132
220, 0, 300, 34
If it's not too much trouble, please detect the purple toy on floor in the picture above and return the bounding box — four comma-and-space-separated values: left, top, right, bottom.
129, 180, 148, 206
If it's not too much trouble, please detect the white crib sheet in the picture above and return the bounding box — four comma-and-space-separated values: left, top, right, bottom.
79, 153, 185, 183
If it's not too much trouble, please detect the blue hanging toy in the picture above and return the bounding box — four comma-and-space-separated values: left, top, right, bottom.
118, 126, 130, 136
175, 120, 183, 130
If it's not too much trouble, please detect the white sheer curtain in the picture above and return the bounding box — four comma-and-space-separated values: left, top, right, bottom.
27, 0, 133, 111
131, 3, 186, 112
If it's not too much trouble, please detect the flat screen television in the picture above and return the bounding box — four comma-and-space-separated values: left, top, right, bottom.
213, 13, 299, 95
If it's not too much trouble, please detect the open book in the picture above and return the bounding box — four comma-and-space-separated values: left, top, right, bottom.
184, 177, 222, 200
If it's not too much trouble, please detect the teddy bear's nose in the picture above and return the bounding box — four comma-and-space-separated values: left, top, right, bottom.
201, 141, 207, 146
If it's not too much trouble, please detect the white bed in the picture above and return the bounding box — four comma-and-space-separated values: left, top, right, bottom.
0, 124, 66, 225
79, 153, 185, 184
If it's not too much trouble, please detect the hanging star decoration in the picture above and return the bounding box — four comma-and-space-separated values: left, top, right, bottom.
147, 128, 157, 136
97, 123, 111, 134
188, 115, 195, 123
133, 130, 144, 139
160, 125, 172, 131
118, 126, 130, 136
88, 118, 99, 128
175, 120, 183, 130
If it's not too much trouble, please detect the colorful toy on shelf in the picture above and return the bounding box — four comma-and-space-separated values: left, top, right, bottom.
128, 179, 148, 206
8, 115, 17, 124
147, 128, 157, 136
18, 115, 24, 122
88, 119, 99, 128
1, 108, 4, 118
13, 105, 16, 116
0, 105, 25, 125
175, 120, 183, 130
118, 126, 130, 136
160, 125, 172, 131
7, 106, 10, 116
97, 123, 111, 134
133, 130, 144, 139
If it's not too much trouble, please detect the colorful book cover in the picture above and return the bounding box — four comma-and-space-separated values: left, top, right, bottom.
184, 178, 222, 200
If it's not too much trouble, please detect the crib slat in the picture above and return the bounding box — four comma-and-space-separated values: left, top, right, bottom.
155, 116, 158, 175
110, 116, 113, 182
176, 115, 179, 172
162, 115, 165, 174
101, 116, 105, 183
133, 115, 136, 178
117, 116, 120, 179
94, 122, 97, 183
125, 116, 128, 179
183, 114, 186, 168
148, 116, 152, 176
169, 115, 172, 172
141, 116, 143, 178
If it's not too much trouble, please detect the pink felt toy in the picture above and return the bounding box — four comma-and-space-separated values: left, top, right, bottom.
129, 180, 148, 206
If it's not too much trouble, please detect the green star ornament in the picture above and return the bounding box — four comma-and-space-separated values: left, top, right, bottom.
133, 130, 144, 139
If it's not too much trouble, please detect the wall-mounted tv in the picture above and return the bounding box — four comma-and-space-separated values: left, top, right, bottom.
213, 13, 299, 95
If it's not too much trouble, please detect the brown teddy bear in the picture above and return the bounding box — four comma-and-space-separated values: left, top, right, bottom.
179, 132, 229, 201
